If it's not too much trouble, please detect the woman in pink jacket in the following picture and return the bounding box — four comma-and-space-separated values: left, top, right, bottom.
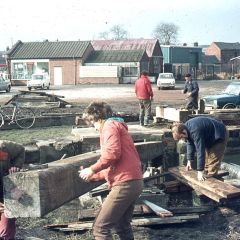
79, 101, 143, 240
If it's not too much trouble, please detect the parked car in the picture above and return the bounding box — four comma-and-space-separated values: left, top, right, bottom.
157, 73, 175, 90
0, 74, 11, 92
202, 82, 240, 110
27, 73, 50, 91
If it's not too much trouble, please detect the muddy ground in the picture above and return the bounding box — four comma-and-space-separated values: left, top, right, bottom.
2, 80, 240, 239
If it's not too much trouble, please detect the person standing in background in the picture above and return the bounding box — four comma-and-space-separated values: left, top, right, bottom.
135, 71, 153, 126
182, 73, 199, 111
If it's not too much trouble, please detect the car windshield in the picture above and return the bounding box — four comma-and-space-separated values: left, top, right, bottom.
32, 75, 43, 80
223, 84, 240, 95
159, 74, 173, 79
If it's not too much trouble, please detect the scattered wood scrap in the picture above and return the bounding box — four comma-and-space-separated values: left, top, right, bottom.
169, 166, 240, 202
45, 214, 199, 232
78, 204, 214, 221
142, 200, 173, 217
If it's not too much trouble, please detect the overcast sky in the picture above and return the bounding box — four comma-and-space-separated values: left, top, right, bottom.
0, 0, 239, 50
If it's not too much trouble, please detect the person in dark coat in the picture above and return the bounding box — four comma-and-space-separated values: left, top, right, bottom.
171, 117, 228, 181
182, 73, 199, 110
0, 140, 25, 240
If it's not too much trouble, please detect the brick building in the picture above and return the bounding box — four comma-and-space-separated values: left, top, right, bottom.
205, 42, 240, 75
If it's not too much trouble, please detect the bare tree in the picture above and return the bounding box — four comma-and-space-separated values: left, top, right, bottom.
153, 22, 179, 45
109, 25, 128, 40
98, 31, 109, 40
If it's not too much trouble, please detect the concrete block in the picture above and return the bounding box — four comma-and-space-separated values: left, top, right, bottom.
36, 137, 82, 164
163, 108, 190, 122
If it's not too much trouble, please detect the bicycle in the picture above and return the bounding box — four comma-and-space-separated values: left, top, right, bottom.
0, 102, 36, 129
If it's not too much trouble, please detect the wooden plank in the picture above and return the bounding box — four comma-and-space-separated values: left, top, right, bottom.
169, 167, 240, 200
4, 141, 163, 218
168, 168, 224, 202
142, 200, 173, 217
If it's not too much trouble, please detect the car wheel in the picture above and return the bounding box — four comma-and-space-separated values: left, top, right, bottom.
223, 103, 236, 109
47, 84, 50, 90
6, 85, 11, 92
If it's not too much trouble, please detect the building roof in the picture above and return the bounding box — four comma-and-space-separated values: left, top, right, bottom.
91, 39, 159, 57
86, 50, 146, 63
214, 42, 240, 50
7, 40, 91, 59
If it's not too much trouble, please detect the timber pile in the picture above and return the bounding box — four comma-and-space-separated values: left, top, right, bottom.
4, 90, 71, 108
169, 166, 240, 202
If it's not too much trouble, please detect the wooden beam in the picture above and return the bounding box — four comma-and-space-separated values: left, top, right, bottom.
169, 167, 240, 202
4, 141, 163, 218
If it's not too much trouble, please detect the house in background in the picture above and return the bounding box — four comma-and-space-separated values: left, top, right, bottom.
91, 39, 163, 77
205, 42, 240, 76
6, 40, 93, 86
160, 44, 202, 80
81, 49, 149, 84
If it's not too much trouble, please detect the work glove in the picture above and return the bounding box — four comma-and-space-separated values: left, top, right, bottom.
197, 171, 205, 181
79, 167, 94, 181
186, 160, 192, 171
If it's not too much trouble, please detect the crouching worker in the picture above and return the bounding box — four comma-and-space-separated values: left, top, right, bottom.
79, 101, 143, 240
0, 140, 25, 240
171, 117, 228, 181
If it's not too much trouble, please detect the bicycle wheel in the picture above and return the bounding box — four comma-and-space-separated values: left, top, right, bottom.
15, 108, 36, 129
0, 112, 4, 127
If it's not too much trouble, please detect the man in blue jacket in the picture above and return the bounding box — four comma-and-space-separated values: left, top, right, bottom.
182, 73, 199, 110
171, 117, 228, 181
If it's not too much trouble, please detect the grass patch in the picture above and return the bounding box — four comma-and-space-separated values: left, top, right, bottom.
0, 126, 73, 145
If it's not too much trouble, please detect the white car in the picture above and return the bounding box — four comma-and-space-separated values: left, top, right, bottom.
157, 72, 175, 90
27, 73, 50, 91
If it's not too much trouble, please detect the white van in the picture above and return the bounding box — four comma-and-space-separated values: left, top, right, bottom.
157, 72, 175, 90
27, 73, 50, 91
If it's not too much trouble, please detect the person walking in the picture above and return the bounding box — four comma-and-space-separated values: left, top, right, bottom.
79, 101, 143, 240
171, 117, 228, 181
0, 140, 25, 240
135, 71, 153, 126
182, 73, 199, 111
